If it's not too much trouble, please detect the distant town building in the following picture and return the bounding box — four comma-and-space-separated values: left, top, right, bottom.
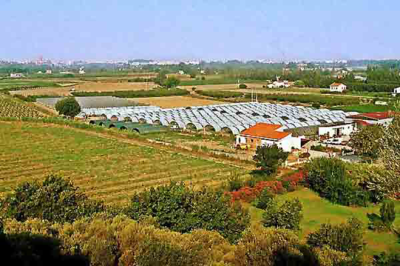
330, 83, 347, 93
46, 70, 52, 74
178, 70, 185, 75
10, 73, 24, 78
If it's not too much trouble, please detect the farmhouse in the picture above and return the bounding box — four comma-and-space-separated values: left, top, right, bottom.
330, 83, 347, 93
10, 73, 24, 78
267, 80, 290, 89
348, 112, 395, 126
236, 123, 301, 152
318, 122, 355, 138
393, 87, 400, 97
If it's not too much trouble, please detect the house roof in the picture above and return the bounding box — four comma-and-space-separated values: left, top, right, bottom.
240, 123, 291, 140
348, 112, 394, 121
331, 82, 345, 87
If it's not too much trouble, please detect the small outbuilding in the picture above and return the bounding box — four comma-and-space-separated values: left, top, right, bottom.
330, 83, 347, 93
318, 122, 355, 138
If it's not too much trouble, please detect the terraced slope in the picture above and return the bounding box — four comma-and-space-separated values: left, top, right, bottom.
0, 122, 249, 204
0, 94, 44, 118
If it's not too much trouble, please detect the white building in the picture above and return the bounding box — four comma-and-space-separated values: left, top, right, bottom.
46, 70, 52, 74
318, 122, 356, 138
267, 80, 290, 89
236, 123, 301, 152
10, 73, 24, 78
330, 83, 347, 93
393, 87, 400, 97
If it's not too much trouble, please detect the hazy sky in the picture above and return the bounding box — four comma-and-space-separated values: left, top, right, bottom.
1, 0, 399, 61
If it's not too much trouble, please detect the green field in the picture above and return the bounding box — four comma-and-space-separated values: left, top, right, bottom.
0, 122, 249, 205
0, 79, 62, 91
250, 188, 400, 255
333, 104, 392, 113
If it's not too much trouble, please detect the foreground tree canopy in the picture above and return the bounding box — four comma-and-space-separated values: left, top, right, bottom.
127, 182, 250, 243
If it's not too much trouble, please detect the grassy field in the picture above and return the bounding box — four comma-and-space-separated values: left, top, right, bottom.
332, 104, 392, 113
249, 188, 400, 255
0, 122, 249, 205
128, 96, 224, 108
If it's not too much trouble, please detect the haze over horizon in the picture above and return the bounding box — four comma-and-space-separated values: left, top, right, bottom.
1, 0, 399, 62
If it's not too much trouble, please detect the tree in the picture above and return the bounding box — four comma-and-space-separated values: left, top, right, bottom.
164, 76, 180, 88
127, 182, 250, 243
253, 145, 289, 175
294, 80, 305, 87
379, 116, 400, 198
262, 198, 303, 230
307, 218, 365, 257
350, 124, 384, 160
154, 71, 167, 86
55, 97, 81, 117
238, 84, 247, 89
0, 175, 104, 223
380, 200, 396, 228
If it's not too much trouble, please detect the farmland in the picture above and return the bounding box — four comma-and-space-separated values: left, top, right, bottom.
0, 95, 44, 118
128, 95, 224, 108
0, 122, 249, 205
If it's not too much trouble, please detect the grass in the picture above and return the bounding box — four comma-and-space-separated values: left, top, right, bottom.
196, 90, 244, 99
72, 88, 189, 98
332, 104, 392, 113
0, 122, 249, 205
0, 80, 61, 92
180, 78, 264, 86
251, 93, 361, 106
249, 188, 400, 255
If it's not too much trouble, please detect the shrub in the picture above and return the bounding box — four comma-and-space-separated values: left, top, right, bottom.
227, 180, 285, 202
307, 218, 365, 257
126, 182, 250, 243
312, 103, 321, 109
196, 90, 244, 99
373, 252, 400, 266
226, 173, 244, 192
311, 246, 351, 266
55, 97, 81, 117
305, 158, 370, 206
253, 145, 289, 175
262, 198, 303, 231
238, 83, 247, 89
0, 175, 104, 223
380, 200, 396, 227
281, 171, 306, 191
231, 225, 304, 266
254, 188, 275, 209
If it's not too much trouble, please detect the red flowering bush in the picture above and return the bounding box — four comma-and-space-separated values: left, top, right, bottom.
281, 171, 306, 192
227, 181, 285, 203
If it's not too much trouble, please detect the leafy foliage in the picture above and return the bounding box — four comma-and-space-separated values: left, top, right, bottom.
126, 182, 250, 243
238, 83, 247, 89
373, 252, 400, 266
231, 225, 305, 266
369, 200, 397, 232
307, 218, 365, 257
55, 97, 81, 117
350, 125, 384, 160
379, 116, 400, 199
305, 158, 371, 206
253, 145, 289, 175
164, 76, 181, 88
0, 175, 104, 223
262, 198, 303, 231
254, 188, 275, 209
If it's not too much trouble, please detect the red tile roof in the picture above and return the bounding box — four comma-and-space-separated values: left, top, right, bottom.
331, 83, 345, 87
241, 123, 291, 140
349, 112, 393, 121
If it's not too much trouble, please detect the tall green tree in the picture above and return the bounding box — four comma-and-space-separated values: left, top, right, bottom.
55, 97, 81, 117
253, 145, 289, 175
350, 124, 384, 160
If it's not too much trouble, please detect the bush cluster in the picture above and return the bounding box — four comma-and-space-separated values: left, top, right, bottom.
196, 90, 244, 99
126, 182, 250, 243
262, 198, 303, 231
305, 158, 371, 206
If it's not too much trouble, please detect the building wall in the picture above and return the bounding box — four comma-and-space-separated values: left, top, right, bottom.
318, 124, 355, 138
236, 135, 301, 152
